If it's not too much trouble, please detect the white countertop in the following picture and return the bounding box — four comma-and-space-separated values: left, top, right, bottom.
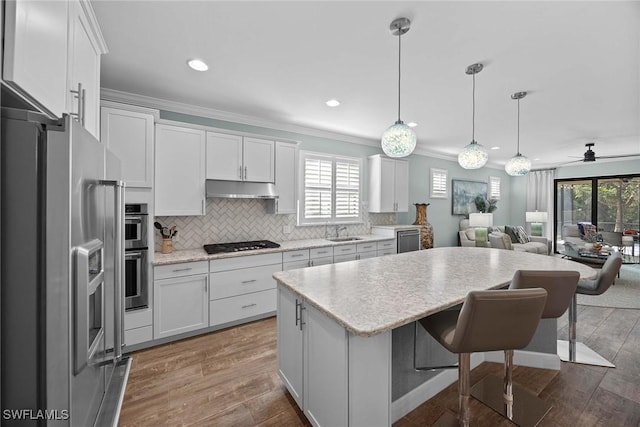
272, 247, 598, 337
152, 234, 395, 266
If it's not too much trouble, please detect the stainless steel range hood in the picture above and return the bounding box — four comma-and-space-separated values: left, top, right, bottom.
206, 180, 279, 199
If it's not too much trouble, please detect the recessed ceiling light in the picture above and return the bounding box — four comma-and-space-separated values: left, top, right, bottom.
187, 59, 209, 71
407, 122, 418, 127
325, 99, 340, 107
490, 146, 501, 150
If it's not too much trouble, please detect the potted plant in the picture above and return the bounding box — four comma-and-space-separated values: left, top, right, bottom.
474, 195, 498, 213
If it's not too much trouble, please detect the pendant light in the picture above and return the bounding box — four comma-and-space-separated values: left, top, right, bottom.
381, 18, 416, 158
505, 91, 531, 176
458, 63, 488, 169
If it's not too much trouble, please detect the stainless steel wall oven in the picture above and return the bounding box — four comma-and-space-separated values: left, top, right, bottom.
124, 204, 148, 311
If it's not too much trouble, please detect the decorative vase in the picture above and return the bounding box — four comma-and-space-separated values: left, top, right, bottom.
413, 203, 434, 249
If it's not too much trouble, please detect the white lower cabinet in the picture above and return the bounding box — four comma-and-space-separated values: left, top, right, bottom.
153, 261, 209, 339
377, 239, 397, 256
278, 285, 392, 427
356, 241, 377, 260
124, 307, 153, 347
209, 253, 281, 327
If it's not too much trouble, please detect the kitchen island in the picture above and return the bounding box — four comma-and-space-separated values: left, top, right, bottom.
273, 247, 596, 427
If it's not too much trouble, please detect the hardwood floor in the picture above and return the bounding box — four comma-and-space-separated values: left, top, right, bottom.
119, 305, 640, 426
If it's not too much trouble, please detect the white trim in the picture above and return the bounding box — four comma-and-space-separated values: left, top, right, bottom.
100, 100, 160, 121
79, 0, 108, 53
391, 353, 484, 423
101, 88, 378, 147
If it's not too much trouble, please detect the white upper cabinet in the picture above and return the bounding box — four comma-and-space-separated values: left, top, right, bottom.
100, 102, 158, 188
268, 141, 298, 214
2, 0, 106, 138
243, 137, 275, 182
206, 132, 275, 183
206, 132, 243, 181
155, 124, 206, 216
368, 154, 409, 213
67, 0, 107, 138
2, 0, 69, 117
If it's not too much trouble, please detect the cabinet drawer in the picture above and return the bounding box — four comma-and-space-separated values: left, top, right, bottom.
283, 249, 309, 263
333, 244, 356, 255
356, 242, 376, 253
210, 252, 282, 272
377, 249, 396, 257
334, 253, 358, 263
283, 260, 311, 271
124, 326, 152, 347
310, 247, 333, 258
124, 307, 152, 329
210, 264, 279, 300
357, 251, 377, 260
377, 240, 396, 250
309, 256, 333, 267
210, 289, 276, 326
154, 261, 208, 280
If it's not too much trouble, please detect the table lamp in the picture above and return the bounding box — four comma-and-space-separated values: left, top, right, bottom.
469, 213, 493, 247
526, 211, 548, 237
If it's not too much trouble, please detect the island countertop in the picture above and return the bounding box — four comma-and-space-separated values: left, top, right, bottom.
272, 247, 597, 337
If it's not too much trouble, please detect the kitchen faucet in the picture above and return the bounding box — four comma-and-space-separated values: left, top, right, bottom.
335, 225, 347, 238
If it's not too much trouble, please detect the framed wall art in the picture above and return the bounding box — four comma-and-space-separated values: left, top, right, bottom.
452, 179, 488, 215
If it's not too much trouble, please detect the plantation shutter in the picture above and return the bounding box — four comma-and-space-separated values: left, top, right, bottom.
335, 160, 360, 218
430, 168, 448, 198
489, 176, 501, 200
304, 157, 332, 219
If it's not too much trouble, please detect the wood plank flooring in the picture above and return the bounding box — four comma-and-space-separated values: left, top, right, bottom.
119, 305, 640, 426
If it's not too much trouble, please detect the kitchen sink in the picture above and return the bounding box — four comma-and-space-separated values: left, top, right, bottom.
326, 237, 362, 242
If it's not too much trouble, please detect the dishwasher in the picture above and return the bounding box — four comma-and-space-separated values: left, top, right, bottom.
397, 229, 421, 253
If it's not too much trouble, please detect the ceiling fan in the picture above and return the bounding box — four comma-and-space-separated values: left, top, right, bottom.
568, 142, 639, 163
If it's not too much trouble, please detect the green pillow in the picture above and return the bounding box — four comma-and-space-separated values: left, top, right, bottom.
505, 225, 519, 244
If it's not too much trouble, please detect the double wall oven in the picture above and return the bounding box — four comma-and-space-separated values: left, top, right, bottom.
124, 204, 148, 311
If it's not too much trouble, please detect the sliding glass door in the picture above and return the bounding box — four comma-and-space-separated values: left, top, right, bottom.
554, 174, 639, 256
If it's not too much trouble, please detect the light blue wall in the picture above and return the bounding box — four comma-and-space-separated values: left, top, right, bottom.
165, 110, 637, 247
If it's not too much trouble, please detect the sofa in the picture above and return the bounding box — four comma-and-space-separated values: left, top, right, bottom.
459, 225, 550, 255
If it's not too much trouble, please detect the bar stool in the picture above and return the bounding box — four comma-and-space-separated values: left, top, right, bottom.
419, 288, 547, 427
471, 270, 580, 426
557, 251, 622, 367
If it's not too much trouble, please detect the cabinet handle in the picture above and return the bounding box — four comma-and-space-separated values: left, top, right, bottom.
241, 279, 257, 284
69, 82, 84, 125
340, 248, 351, 252
317, 250, 328, 254
309, 260, 313, 267
204, 282, 207, 292
172, 267, 192, 272
290, 254, 304, 258
242, 303, 257, 309
244, 166, 247, 180
239, 165, 243, 179
81, 87, 86, 127
356, 254, 360, 260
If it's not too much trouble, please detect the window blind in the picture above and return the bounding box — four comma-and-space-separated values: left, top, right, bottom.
304, 157, 332, 219
489, 176, 501, 200
335, 160, 360, 218
430, 168, 448, 198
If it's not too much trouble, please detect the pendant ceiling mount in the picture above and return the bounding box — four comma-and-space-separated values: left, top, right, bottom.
505, 91, 531, 176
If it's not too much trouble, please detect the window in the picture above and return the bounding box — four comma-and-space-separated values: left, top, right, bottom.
489, 176, 501, 200
430, 168, 448, 198
299, 151, 362, 225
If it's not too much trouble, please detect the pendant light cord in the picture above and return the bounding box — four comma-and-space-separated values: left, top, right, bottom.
516, 98, 521, 155
397, 28, 402, 122
471, 72, 476, 142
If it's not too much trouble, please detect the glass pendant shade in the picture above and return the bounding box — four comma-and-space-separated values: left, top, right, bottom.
382, 121, 417, 158
505, 153, 531, 176
458, 141, 488, 169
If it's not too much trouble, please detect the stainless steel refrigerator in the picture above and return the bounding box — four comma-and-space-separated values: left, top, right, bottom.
1, 108, 131, 426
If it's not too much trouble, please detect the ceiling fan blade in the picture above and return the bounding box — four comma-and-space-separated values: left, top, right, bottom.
596, 153, 640, 159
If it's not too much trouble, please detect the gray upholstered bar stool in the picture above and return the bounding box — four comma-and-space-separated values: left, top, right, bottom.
471, 270, 580, 426
419, 289, 547, 427
557, 251, 622, 367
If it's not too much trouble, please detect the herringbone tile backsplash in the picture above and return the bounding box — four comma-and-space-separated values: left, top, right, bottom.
155, 198, 396, 251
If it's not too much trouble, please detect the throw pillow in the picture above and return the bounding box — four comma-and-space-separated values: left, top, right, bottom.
504, 225, 520, 244
513, 225, 530, 244
582, 224, 597, 241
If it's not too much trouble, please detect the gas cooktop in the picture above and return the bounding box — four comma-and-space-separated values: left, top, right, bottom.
203, 240, 280, 255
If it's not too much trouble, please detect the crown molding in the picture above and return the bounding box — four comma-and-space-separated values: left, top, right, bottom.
100, 88, 381, 148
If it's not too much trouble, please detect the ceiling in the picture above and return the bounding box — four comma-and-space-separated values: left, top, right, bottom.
93, 1, 640, 169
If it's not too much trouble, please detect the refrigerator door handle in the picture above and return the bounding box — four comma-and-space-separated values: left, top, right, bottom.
101, 179, 126, 361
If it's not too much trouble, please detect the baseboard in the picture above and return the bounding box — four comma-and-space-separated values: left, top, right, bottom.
391, 353, 484, 423
484, 349, 561, 370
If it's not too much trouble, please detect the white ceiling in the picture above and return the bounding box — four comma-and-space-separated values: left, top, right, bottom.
93, 1, 640, 169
